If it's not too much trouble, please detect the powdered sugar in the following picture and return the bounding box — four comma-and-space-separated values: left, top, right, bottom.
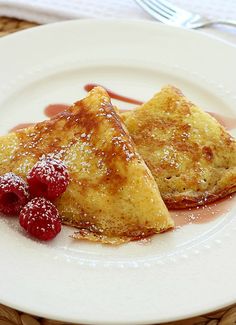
112, 135, 137, 161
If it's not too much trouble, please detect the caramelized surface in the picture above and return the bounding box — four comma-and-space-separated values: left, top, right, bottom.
0, 87, 173, 243
122, 86, 236, 208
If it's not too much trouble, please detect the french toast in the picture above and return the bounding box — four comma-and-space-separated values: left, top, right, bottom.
122, 86, 236, 209
0, 87, 173, 243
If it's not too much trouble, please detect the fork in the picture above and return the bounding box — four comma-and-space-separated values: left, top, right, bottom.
135, 0, 236, 29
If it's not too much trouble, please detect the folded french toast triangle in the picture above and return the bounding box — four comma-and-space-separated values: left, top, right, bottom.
122, 85, 236, 208
0, 86, 173, 243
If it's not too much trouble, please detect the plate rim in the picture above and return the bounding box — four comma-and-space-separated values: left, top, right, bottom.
0, 18, 236, 325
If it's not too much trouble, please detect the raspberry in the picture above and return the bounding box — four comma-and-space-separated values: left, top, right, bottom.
27, 156, 69, 200
0, 173, 30, 216
19, 197, 61, 241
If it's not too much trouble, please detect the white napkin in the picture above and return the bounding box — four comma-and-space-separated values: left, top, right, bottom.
0, 0, 235, 43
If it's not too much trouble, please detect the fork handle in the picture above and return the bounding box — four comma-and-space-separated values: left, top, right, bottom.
196, 19, 236, 28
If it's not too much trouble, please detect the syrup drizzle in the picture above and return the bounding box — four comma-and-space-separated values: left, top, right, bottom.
84, 83, 144, 105
171, 195, 235, 227
44, 103, 69, 118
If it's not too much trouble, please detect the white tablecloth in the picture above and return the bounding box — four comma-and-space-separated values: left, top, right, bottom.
0, 0, 235, 45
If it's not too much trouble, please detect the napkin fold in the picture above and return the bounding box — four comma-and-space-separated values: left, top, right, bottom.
0, 0, 150, 23
0, 0, 236, 24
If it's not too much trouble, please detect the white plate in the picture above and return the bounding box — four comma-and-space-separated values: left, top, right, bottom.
0, 20, 236, 325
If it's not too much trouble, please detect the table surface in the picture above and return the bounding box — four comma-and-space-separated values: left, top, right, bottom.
0, 16, 235, 325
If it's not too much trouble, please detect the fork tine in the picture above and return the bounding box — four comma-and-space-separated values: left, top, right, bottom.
136, 0, 172, 21
150, 0, 175, 15
154, 0, 188, 15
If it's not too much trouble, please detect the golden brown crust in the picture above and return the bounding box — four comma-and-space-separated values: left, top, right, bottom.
122, 85, 236, 209
71, 229, 130, 245
0, 86, 173, 242
164, 186, 236, 209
